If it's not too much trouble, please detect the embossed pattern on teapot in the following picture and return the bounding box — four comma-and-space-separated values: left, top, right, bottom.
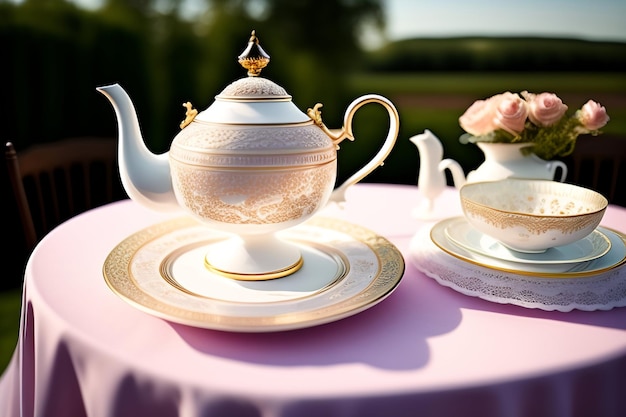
97, 31, 400, 279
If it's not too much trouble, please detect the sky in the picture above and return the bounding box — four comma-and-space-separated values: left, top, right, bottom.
384, 0, 626, 43
21, 0, 626, 44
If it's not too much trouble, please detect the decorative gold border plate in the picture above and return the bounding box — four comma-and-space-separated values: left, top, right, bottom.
410, 222, 626, 311
431, 217, 626, 278
444, 216, 612, 265
103, 216, 404, 332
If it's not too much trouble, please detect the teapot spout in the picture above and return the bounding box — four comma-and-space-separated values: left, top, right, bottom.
97, 83, 180, 212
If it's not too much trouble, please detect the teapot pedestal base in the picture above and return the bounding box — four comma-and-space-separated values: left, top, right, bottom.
203, 234, 304, 281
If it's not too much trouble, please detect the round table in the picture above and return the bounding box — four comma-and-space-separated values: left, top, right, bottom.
2, 183, 626, 417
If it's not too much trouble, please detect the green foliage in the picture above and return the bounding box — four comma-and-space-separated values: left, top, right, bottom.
0, 288, 21, 375
0, 1, 155, 148
1, 0, 382, 152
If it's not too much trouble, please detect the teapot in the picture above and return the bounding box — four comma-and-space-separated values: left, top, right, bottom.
97, 31, 399, 280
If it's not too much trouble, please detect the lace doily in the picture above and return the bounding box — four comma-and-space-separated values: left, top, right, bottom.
409, 224, 626, 312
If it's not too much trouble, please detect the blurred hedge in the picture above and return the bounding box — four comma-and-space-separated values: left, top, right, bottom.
0, 2, 156, 148
0, 0, 375, 154
366, 37, 626, 72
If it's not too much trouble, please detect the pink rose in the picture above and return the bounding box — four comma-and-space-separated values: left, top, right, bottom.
524, 92, 568, 127
492, 92, 528, 136
578, 100, 610, 131
459, 98, 498, 136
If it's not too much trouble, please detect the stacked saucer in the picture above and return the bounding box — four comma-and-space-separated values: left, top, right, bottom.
435, 217, 625, 278
409, 217, 626, 311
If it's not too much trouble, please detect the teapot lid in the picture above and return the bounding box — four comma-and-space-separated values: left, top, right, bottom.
194, 31, 310, 125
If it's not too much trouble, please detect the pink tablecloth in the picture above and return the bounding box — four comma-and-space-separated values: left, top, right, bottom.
2, 183, 626, 417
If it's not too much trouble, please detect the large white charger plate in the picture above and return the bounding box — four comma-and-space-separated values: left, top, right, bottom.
444, 217, 611, 267
103, 216, 405, 332
433, 217, 625, 277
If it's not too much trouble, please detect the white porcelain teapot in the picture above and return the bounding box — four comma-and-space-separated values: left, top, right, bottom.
97, 31, 399, 280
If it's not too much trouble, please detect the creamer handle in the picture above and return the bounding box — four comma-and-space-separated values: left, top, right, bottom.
550, 160, 568, 182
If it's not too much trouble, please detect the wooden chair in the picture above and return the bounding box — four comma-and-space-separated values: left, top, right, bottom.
5, 137, 127, 252
563, 134, 626, 207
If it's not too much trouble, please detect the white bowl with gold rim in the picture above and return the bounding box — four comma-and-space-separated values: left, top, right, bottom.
459, 179, 608, 253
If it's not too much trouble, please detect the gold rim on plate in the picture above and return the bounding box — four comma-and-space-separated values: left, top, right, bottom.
430, 217, 626, 278
103, 216, 405, 332
444, 216, 612, 265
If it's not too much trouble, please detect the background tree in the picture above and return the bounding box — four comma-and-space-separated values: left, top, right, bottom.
0, 0, 385, 151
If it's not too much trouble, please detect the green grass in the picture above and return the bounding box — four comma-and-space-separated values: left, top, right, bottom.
341, 71, 626, 185
347, 71, 626, 136
348, 72, 626, 95
0, 288, 21, 375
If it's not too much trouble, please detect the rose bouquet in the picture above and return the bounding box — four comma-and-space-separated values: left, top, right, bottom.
458, 91, 610, 160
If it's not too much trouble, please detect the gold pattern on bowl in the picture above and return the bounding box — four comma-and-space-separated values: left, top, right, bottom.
460, 179, 608, 253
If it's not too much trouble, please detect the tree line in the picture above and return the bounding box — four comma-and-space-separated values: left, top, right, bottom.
0, 0, 384, 151
367, 36, 626, 72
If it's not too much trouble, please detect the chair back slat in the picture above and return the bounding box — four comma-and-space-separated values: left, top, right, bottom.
5, 137, 127, 253
5, 142, 37, 249
564, 134, 626, 206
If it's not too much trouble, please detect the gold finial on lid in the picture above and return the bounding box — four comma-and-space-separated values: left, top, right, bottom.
237, 30, 270, 77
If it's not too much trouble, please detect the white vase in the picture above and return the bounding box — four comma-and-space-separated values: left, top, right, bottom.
466, 142, 568, 183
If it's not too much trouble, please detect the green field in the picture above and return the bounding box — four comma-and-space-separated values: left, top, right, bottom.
339, 72, 626, 186
349, 72, 626, 95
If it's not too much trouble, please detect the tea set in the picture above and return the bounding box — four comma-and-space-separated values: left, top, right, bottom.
99, 32, 625, 328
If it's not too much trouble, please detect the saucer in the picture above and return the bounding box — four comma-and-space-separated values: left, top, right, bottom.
444, 217, 611, 265
430, 218, 626, 277
103, 216, 405, 332
410, 222, 626, 311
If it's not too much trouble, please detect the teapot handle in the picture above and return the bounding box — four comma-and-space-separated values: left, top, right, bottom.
320, 94, 400, 204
